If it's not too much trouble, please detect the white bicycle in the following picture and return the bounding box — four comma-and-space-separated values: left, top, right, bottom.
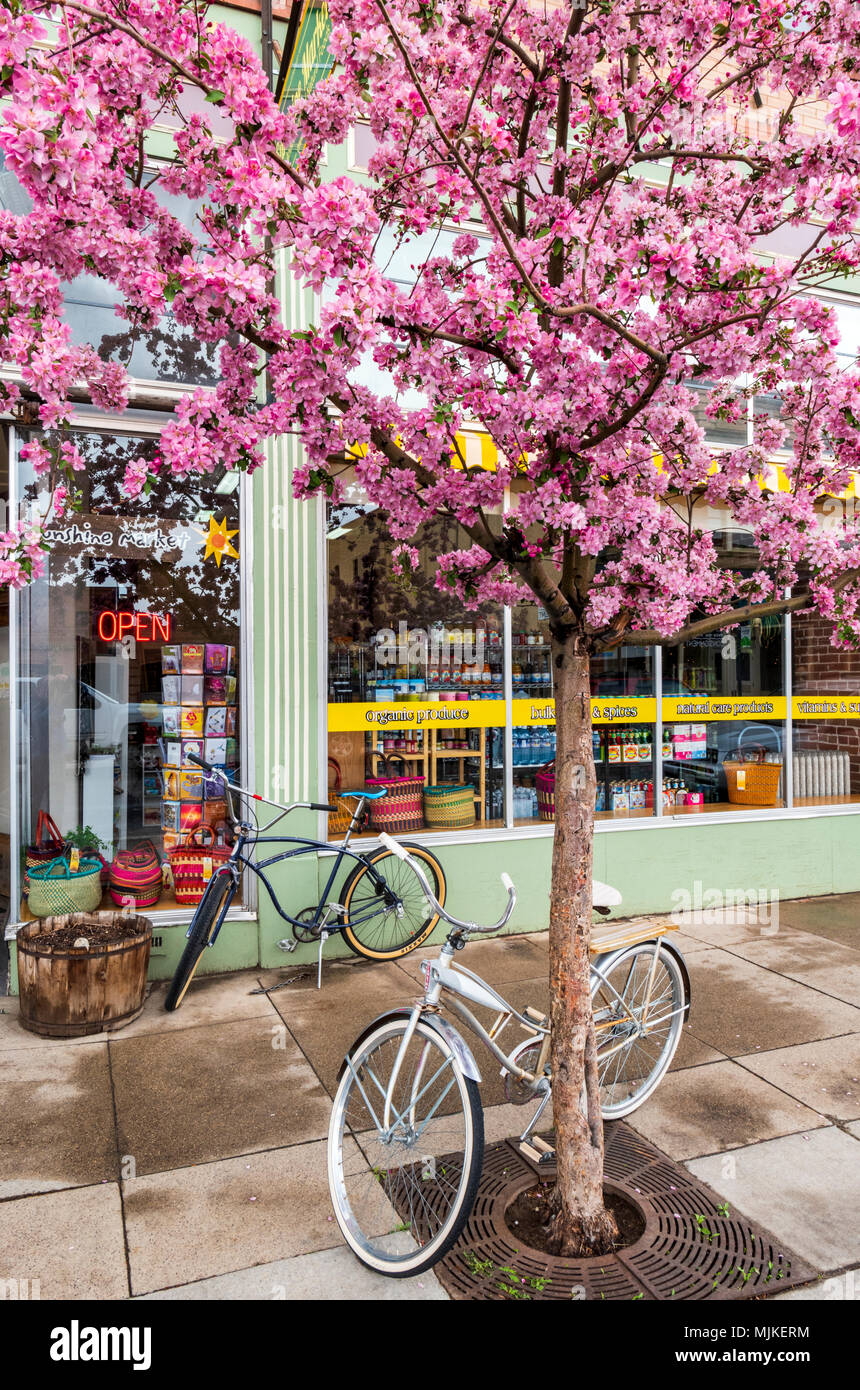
327, 837, 691, 1276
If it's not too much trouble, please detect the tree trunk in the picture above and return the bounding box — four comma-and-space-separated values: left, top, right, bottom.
546, 627, 618, 1256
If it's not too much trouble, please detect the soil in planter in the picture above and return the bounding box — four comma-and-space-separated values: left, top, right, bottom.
506, 1183, 646, 1255
27, 920, 145, 951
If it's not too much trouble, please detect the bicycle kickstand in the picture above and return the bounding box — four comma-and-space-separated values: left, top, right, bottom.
518, 1087, 554, 1164
317, 930, 329, 990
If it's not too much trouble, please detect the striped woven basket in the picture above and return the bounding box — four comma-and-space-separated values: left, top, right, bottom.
424, 783, 475, 830
535, 761, 556, 821
108, 840, 163, 910
368, 754, 424, 834
27, 855, 103, 918
167, 827, 232, 906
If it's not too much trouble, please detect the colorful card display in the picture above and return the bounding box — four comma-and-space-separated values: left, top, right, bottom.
180, 706, 204, 736
181, 644, 205, 674
181, 675, 204, 704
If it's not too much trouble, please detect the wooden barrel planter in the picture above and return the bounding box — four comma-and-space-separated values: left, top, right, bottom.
16, 912, 152, 1038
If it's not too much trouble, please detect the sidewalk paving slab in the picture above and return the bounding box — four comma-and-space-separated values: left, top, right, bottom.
769, 1267, 860, 1301
625, 1059, 827, 1160
686, 1126, 860, 1273
262, 960, 421, 1097
0, 1042, 117, 1198
135, 1243, 449, 1300
0, 1183, 128, 1299
110, 1015, 331, 1175
122, 1138, 357, 1295
734, 1034, 860, 1122
721, 934, 860, 1009
682, 949, 860, 1056
775, 894, 860, 951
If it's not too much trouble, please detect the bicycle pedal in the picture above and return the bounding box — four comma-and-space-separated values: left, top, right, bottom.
277, 938, 297, 953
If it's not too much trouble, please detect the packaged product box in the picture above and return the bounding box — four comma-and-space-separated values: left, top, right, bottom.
204, 644, 230, 675
375, 687, 395, 702
160, 740, 182, 768
204, 738, 227, 765
628, 783, 646, 809
179, 802, 203, 832
180, 769, 204, 800
595, 784, 606, 812
610, 786, 630, 813
162, 769, 181, 800
181, 737, 204, 765
661, 740, 672, 759
161, 676, 180, 705
181, 675, 204, 704
181, 644, 205, 674
143, 771, 161, 797
684, 792, 704, 809
161, 646, 181, 674
162, 707, 182, 737
202, 770, 226, 799
204, 676, 227, 705
162, 800, 181, 832
673, 746, 692, 760
202, 798, 228, 830
204, 706, 227, 737
162, 830, 182, 855
180, 706, 205, 736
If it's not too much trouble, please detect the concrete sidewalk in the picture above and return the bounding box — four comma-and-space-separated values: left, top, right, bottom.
2, 895, 859, 1301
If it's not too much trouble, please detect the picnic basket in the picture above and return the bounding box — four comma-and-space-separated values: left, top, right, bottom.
167, 826, 232, 905
108, 840, 163, 910
535, 761, 556, 822
724, 733, 783, 807
327, 757, 354, 836
27, 855, 103, 918
423, 782, 476, 830
367, 754, 424, 833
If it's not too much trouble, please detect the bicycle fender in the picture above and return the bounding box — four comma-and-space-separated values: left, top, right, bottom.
592, 940, 691, 1024
337, 1008, 482, 1085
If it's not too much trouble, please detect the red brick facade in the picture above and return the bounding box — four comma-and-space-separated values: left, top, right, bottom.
792, 610, 860, 792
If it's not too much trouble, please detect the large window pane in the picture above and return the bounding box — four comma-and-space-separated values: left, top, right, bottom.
15, 428, 242, 914
327, 490, 505, 836
791, 608, 860, 807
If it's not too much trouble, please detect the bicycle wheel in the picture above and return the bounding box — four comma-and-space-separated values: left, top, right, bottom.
340, 843, 446, 961
163, 872, 234, 1012
328, 1017, 483, 1276
591, 944, 685, 1119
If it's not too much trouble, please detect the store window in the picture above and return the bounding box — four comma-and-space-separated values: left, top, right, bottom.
327, 489, 505, 836
661, 610, 786, 814
791, 607, 860, 808
14, 427, 242, 913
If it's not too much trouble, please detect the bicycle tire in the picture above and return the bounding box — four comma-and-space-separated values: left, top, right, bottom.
163, 872, 234, 1012
591, 943, 685, 1118
328, 1017, 483, 1276
340, 843, 446, 961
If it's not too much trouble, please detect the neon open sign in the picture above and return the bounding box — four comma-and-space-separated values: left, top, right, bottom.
97, 610, 172, 642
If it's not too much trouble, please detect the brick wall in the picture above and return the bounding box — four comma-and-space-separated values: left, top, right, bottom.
792, 611, 860, 793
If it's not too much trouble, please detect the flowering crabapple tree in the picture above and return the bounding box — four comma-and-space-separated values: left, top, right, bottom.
5, 0, 860, 1254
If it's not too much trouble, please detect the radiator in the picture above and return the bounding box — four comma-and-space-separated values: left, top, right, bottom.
792, 750, 851, 799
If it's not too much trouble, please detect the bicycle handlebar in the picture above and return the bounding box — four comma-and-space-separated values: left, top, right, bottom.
378, 833, 517, 936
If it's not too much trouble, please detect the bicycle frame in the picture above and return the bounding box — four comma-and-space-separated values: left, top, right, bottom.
183, 773, 410, 952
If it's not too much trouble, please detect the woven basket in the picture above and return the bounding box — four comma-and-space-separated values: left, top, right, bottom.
27, 855, 103, 918
724, 743, 783, 806
368, 754, 424, 833
424, 783, 475, 830
109, 840, 163, 910
167, 827, 232, 905
535, 761, 556, 822
24, 811, 67, 893
327, 757, 354, 836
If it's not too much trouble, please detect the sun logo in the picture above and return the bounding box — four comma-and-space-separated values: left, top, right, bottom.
200, 514, 239, 567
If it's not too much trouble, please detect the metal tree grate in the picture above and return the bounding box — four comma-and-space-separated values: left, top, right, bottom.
428, 1123, 815, 1301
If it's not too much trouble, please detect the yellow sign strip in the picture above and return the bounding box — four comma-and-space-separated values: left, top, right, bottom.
793, 695, 860, 719
328, 701, 505, 731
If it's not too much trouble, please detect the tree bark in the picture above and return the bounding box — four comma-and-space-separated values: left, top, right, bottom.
546, 626, 618, 1256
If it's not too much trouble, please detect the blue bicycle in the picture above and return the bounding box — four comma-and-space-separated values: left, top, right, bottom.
163, 755, 446, 1010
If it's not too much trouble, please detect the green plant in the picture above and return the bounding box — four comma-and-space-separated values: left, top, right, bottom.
463, 1252, 494, 1279
64, 825, 110, 853
693, 1212, 714, 1244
